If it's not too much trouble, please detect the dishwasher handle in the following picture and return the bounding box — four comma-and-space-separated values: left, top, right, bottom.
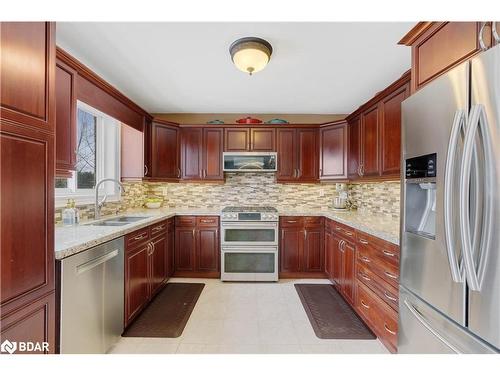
76, 249, 119, 275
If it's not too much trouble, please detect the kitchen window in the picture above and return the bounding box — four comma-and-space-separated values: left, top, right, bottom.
55, 101, 121, 206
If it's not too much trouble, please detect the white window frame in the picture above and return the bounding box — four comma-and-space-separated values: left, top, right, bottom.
55, 101, 121, 208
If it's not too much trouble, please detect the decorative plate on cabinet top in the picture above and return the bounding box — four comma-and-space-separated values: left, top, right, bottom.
206, 119, 225, 124
265, 118, 289, 124
236, 116, 262, 124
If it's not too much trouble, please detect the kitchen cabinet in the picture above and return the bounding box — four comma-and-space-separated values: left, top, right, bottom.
347, 116, 361, 179
55, 59, 77, 177
224, 127, 275, 151
399, 22, 493, 93
360, 104, 380, 177
277, 128, 318, 183
181, 127, 223, 181
174, 216, 220, 277
319, 121, 347, 180
121, 124, 144, 180
279, 216, 324, 277
167, 219, 175, 277
1, 22, 56, 351
324, 228, 334, 280
124, 220, 170, 326
151, 120, 180, 180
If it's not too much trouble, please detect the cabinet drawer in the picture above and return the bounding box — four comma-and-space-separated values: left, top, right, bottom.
357, 248, 399, 289
175, 216, 196, 227
151, 220, 168, 238
357, 282, 398, 353
126, 227, 150, 249
196, 216, 219, 227
357, 262, 399, 311
331, 220, 356, 240
357, 230, 400, 267
304, 216, 324, 227
280, 217, 304, 227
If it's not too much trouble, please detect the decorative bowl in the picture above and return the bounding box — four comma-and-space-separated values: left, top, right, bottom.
236, 116, 262, 124
145, 201, 161, 209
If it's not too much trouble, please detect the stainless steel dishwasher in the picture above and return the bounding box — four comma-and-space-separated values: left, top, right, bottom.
60, 237, 124, 354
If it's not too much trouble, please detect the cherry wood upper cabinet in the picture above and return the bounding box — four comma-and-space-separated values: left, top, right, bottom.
203, 128, 223, 180
1, 22, 55, 132
399, 22, 493, 93
1, 22, 56, 351
181, 128, 203, 180
380, 85, 409, 177
319, 122, 347, 180
277, 128, 318, 183
250, 128, 275, 151
224, 127, 275, 151
360, 105, 380, 177
347, 116, 361, 179
151, 121, 180, 180
55, 60, 77, 177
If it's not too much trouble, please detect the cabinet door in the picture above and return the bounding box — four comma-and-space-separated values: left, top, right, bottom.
303, 227, 324, 272
361, 105, 380, 177
347, 116, 361, 179
280, 227, 303, 272
1, 22, 55, 132
125, 245, 149, 324
332, 235, 343, 289
297, 128, 319, 182
224, 128, 249, 151
203, 128, 223, 180
324, 230, 333, 281
251, 128, 275, 151
319, 123, 347, 180
342, 241, 356, 305
181, 127, 203, 180
55, 60, 77, 176
380, 85, 408, 176
0, 292, 55, 354
152, 122, 179, 179
174, 228, 196, 272
196, 227, 219, 272
276, 128, 296, 181
150, 235, 167, 296
167, 222, 175, 277
121, 124, 144, 180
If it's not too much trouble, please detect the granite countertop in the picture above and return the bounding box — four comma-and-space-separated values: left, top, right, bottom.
55, 207, 400, 260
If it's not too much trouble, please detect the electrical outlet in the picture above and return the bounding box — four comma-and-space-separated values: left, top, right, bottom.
162, 186, 168, 195
319, 189, 325, 197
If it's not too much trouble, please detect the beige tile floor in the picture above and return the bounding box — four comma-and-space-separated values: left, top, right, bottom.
109, 278, 389, 354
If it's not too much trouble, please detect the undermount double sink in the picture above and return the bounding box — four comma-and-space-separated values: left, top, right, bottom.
85, 216, 151, 227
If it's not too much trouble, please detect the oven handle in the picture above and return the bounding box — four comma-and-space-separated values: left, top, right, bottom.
221, 222, 278, 228
221, 246, 278, 253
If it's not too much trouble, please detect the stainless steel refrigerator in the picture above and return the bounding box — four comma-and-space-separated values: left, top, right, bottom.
399, 43, 500, 354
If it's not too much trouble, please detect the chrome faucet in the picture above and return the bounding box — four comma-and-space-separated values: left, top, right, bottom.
94, 178, 126, 219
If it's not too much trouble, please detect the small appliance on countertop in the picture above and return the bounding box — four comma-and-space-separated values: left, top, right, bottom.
220, 206, 279, 282
333, 183, 349, 209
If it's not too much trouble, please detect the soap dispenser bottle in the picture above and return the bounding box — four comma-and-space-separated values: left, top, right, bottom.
62, 199, 75, 226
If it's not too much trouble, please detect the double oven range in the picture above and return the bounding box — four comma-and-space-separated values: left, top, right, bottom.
220, 206, 279, 281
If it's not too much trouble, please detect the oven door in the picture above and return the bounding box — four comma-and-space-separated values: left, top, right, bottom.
221, 246, 278, 281
221, 222, 278, 247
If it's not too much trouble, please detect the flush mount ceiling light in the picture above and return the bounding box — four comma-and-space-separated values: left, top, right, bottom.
229, 37, 273, 75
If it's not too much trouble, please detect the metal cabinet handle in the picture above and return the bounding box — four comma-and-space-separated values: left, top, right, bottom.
150, 242, 155, 255
384, 291, 397, 302
384, 324, 397, 335
359, 239, 369, 245
144, 164, 149, 176
304, 229, 307, 239
384, 271, 397, 279
297, 169, 301, 178
382, 250, 395, 257
360, 300, 370, 309
359, 272, 371, 281
357, 165, 362, 177
360, 256, 371, 263
286, 220, 298, 223
200, 219, 213, 223
152, 225, 165, 232
177, 168, 181, 178
134, 233, 147, 241
192, 229, 196, 238
479, 22, 489, 51
345, 231, 353, 237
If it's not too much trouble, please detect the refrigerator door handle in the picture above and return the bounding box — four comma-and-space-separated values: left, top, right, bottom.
403, 299, 461, 354
444, 109, 465, 282
460, 104, 494, 291
492, 22, 499, 44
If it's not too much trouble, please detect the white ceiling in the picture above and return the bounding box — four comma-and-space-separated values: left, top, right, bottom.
56, 22, 413, 114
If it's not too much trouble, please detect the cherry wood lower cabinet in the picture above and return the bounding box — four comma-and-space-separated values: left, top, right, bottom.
279, 217, 324, 277
124, 219, 171, 326
174, 216, 220, 278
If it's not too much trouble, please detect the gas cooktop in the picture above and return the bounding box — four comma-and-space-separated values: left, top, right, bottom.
221, 206, 278, 213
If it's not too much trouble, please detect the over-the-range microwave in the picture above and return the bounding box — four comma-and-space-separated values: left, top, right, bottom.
223, 152, 277, 172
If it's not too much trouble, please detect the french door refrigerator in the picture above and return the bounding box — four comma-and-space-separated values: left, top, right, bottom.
399, 43, 499, 354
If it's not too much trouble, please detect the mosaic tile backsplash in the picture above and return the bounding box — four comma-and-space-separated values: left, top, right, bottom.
55, 175, 401, 223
